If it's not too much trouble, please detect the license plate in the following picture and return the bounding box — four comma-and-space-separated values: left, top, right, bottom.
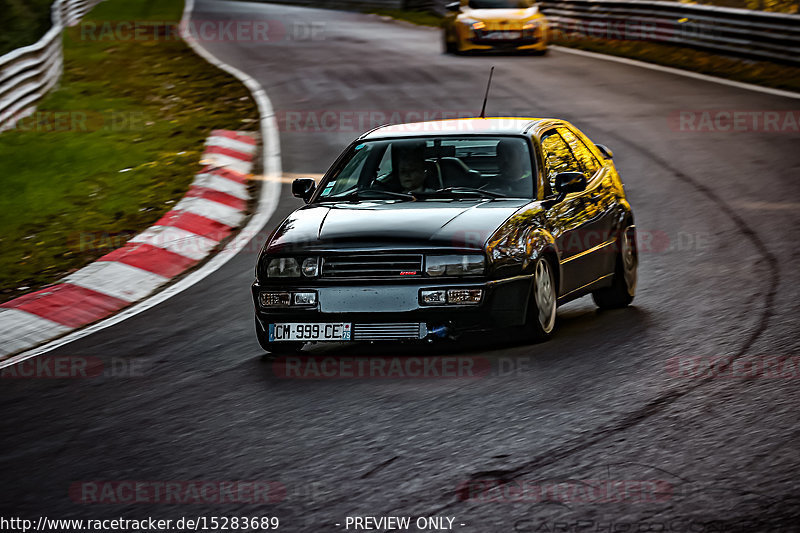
485, 31, 521, 40
269, 323, 352, 342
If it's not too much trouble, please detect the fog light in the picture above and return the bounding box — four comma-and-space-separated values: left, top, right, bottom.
293, 292, 317, 306
260, 292, 291, 307
447, 289, 483, 305
421, 290, 447, 305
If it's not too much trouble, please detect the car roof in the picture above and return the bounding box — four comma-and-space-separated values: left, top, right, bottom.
358, 117, 559, 139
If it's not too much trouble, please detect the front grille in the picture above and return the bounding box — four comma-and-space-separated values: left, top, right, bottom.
473, 30, 537, 43
353, 323, 424, 341
321, 254, 423, 279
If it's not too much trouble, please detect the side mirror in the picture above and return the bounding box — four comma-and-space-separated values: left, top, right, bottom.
445, 1, 461, 12
595, 144, 614, 159
543, 172, 587, 209
292, 178, 316, 203
554, 172, 587, 194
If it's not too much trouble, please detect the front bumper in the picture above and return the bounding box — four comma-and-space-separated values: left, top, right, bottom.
252, 276, 533, 342
458, 25, 547, 52
465, 37, 546, 52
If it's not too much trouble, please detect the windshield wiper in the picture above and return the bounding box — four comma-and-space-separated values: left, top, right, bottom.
322, 190, 417, 202
419, 187, 505, 199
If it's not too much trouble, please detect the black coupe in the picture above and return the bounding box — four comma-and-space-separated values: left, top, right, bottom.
252, 118, 637, 353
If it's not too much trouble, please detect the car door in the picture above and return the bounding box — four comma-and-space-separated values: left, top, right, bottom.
538, 128, 598, 296
558, 125, 619, 279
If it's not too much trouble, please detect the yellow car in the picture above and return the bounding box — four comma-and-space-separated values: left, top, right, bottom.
442, 0, 548, 54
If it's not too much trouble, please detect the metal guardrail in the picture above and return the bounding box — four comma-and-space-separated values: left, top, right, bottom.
0, 0, 103, 132
250, 0, 404, 10
539, 0, 800, 64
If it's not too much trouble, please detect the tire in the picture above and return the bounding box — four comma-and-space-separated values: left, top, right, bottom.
443, 30, 457, 54
592, 225, 637, 309
255, 317, 304, 354
522, 257, 558, 342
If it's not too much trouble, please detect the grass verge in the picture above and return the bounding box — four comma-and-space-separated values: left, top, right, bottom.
0, 0, 258, 302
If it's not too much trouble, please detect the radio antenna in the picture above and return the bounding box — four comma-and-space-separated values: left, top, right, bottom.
479, 66, 495, 119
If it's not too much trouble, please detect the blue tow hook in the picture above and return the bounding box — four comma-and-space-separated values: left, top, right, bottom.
428, 325, 451, 340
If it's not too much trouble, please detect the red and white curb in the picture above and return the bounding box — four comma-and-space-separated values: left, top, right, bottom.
0, 130, 257, 359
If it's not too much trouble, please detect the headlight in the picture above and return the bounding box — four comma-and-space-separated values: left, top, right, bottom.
459, 18, 483, 33
301, 257, 320, 277
266, 257, 301, 278
522, 21, 540, 37
425, 255, 485, 277
266, 256, 320, 278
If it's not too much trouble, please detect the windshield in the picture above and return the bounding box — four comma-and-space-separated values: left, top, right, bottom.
468, 0, 534, 8
317, 136, 535, 200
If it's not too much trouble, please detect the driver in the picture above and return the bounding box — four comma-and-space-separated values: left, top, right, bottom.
393, 141, 430, 193
495, 139, 532, 196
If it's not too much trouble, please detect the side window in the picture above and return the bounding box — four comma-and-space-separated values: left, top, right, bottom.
540, 130, 580, 195
573, 129, 607, 166
559, 127, 601, 178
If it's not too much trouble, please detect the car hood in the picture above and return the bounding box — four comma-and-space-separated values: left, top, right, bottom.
266, 199, 530, 253
461, 7, 541, 22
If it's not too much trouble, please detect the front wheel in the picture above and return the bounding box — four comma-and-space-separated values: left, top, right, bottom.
522, 257, 558, 342
592, 225, 637, 309
443, 30, 457, 54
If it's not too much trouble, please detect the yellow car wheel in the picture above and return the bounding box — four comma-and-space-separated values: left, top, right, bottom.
442, 29, 458, 54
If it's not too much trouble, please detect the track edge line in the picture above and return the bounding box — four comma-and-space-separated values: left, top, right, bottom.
552, 45, 800, 100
